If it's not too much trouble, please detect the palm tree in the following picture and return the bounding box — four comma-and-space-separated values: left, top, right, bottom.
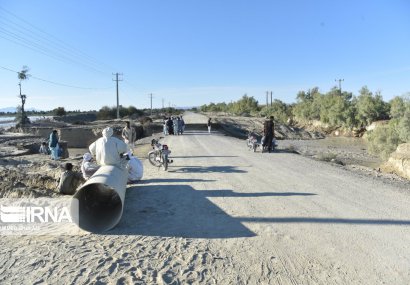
17, 66, 31, 125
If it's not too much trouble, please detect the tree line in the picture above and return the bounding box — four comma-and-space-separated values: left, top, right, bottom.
200, 86, 410, 159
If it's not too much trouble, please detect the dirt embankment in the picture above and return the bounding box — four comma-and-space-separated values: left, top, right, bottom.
382, 143, 410, 180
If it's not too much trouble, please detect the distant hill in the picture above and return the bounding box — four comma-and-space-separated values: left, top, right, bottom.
0, 107, 40, 113
0, 107, 17, 113
177, 106, 198, 110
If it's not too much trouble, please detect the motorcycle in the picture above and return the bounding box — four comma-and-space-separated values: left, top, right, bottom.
148, 138, 173, 171
246, 132, 259, 152
261, 136, 277, 152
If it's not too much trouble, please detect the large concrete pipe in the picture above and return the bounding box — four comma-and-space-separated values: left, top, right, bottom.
71, 165, 128, 232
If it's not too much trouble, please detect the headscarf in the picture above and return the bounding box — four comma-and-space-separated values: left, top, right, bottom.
102, 127, 113, 142
83, 152, 92, 162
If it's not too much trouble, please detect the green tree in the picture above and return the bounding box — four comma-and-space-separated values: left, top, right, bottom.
319, 88, 356, 127
355, 86, 389, 126
389, 95, 407, 119
53, 107, 67, 116
366, 95, 410, 160
293, 87, 321, 121
367, 122, 401, 160
397, 102, 410, 142
260, 99, 292, 123
97, 106, 116, 119
230, 94, 259, 116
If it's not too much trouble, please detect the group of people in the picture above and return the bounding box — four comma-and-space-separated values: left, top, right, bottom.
52, 115, 273, 195
163, 116, 185, 135
39, 129, 62, 160
56, 122, 144, 195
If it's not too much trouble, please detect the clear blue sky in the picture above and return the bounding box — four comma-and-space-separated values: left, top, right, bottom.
0, 0, 409, 111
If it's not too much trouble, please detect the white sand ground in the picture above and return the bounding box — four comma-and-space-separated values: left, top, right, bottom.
1, 112, 410, 284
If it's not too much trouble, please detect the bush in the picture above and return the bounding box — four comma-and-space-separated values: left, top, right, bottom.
397, 104, 410, 142
355, 87, 389, 126
53, 107, 66, 116
97, 105, 142, 120
367, 122, 401, 160
260, 99, 292, 124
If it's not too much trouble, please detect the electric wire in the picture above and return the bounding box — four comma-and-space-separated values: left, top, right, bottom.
0, 65, 113, 90
0, 6, 115, 75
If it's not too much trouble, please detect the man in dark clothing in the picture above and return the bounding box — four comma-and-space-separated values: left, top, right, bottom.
263, 116, 275, 153
207, 118, 212, 133
166, 117, 174, 135
57, 163, 84, 195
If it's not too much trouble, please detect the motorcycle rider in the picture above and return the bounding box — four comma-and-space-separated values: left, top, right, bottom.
263, 116, 275, 153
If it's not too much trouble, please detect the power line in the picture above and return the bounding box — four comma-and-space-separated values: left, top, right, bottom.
0, 65, 113, 90
0, 27, 109, 76
0, 6, 116, 71
0, 17, 111, 73
0, 6, 115, 75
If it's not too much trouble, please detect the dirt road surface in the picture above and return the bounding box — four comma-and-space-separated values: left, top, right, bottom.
1, 112, 409, 284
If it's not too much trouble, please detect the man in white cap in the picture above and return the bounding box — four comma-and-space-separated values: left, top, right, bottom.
81, 152, 100, 180
126, 151, 144, 184
89, 127, 128, 167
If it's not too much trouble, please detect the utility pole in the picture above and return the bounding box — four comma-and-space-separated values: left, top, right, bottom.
335, 79, 344, 95
112, 73, 123, 119
162, 98, 165, 109
149, 93, 154, 116
266, 91, 269, 108
270, 91, 273, 107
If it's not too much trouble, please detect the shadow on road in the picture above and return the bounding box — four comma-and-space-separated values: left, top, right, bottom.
108, 185, 318, 238
171, 155, 239, 159
104, 183, 410, 238
168, 165, 247, 173
204, 190, 316, 197
108, 184, 265, 238
138, 178, 216, 183
237, 217, 410, 226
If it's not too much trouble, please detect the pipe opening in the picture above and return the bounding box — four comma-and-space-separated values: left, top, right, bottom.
73, 183, 123, 232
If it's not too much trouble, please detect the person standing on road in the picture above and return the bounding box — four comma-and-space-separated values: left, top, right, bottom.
177, 117, 183, 135
207, 118, 212, 134
167, 117, 174, 135
163, 117, 168, 135
173, 117, 179, 135
263, 116, 275, 153
180, 116, 185, 134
